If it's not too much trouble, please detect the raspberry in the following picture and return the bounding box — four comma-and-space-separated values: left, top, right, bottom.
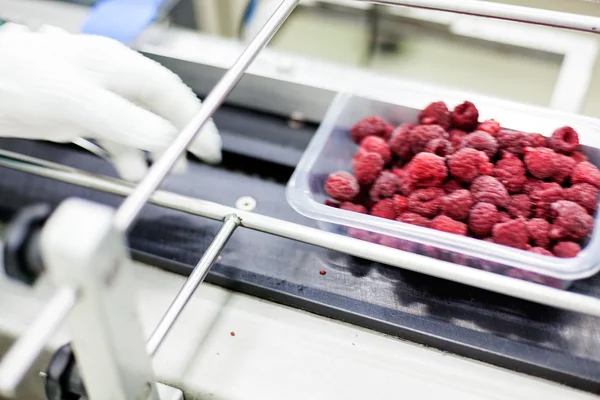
470, 176, 510, 208
531, 182, 563, 219
325, 199, 339, 208
424, 139, 453, 157
526, 218, 551, 249
369, 171, 400, 201
549, 126, 579, 154
449, 129, 468, 151
553, 241, 582, 258
447, 148, 493, 184
431, 215, 468, 236
379, 236, 417, 252
492, 218, 529, 250
347, 227, 378, 242
460, 131, 498, 159
523, 147, 557, 179
350, 116, 393, 144
496, 130, 530, 156
440, 189, 473, 221
419, 101, 451, 130
571, 161, 600, 188
477, 119, 500, 136
392, 194, 408, 215
552, 154, 576, 185
325, 172, 360, 202
550, 200, 594, 241
340, 202, 367, 214
564, 183, 599, 214
524, 177, 544, 195
370, 199, 397, 220
570, 151, 588, 164
498, 212, 512, 223
527, 133, 547, 148
353, 151, 384, 185
507, 194, 531, 218
451, 101, 479, 131
360, 136, 392, 164
493, 152, 526, 194
391, 167, 415, 196
468, 202, 499, 237
410, 125, 449, 154
388, 123, 415, 161
398, 212, 430, 228
530, 247, 553, 256
407, 188, 444, 218
407, 153, 448, 188
443, 179, 465, 193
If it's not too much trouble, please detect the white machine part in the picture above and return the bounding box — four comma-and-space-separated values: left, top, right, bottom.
0, 1, 600, 399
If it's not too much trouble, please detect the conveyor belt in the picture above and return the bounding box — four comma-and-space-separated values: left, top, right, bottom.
0, 106, 599, 393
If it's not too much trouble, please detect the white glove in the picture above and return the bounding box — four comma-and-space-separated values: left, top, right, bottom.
0, 23, 222, 181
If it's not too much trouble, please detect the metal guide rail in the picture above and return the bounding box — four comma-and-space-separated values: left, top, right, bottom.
1, 1, 600, 399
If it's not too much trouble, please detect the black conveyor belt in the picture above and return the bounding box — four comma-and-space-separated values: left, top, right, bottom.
0, 105, 599, 393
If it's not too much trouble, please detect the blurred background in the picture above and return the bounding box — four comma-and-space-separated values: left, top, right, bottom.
59, 0, 600, 117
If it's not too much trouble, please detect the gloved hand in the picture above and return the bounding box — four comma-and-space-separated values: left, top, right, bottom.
0, 23, 222, 181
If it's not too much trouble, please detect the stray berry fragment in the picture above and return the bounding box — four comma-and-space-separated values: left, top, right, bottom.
319, 269, 327, 275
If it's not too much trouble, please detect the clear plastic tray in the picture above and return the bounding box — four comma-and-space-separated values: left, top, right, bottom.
287, 92, 600, 289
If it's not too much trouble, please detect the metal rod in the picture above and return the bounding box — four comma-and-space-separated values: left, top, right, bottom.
2, 151, 600, 318
113, 0, 299, 233
0, 287, 77, 398
146, 214, 239, 356
363, 0, 600, 33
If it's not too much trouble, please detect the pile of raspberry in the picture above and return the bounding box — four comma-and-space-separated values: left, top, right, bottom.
324, 101, 599, 259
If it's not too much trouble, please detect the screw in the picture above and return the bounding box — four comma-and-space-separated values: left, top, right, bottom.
235, 196, 257, 212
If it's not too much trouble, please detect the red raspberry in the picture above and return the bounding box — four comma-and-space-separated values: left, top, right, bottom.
526, 218, 551, 249
496, 130, 530, 156
470, 176, 510, 208
424, 139, 453, 157
379, 236, 418, 252
447, 148, 493, 184
477, 119, 500, 136
409, 125, 449, 154
353, 151, 384, 185
507, 194, 531, 218
531, 182, 564, 219
493, 152, 526, 194
388, 123, 415, 161
325, 172, 359, 202
347, 227, 378, 242
564, 183, 598, 214
460, 131, 498, 159
451, 101, 479, 131
524, 177, 544, 195
571, 161, 600, 188
369, 171, 400, 201
370, 199, 397, 220
449, 129, 468, 151
552, 241, 582, 258
419, 101, 451, 130
443, 179, 465, 193
468, 202, 500, 237
549, 126, 579, 154
530, 247, 553, 256
571, 151, 588, 164
392, 194, 408, 215
523, 147, 557, 179
360, 136, 392, 164
391, 167, 415, 196
492, 218, 529, 250
398, 212, 430, 228
550, 200, 594, 241
498, 212, 512, 223
407, 188, 444, 218
407, 153, 448, 188
350, 116, 393, 144
526, 133, 547, 148
440, 189, 473, 221
340, 202, 367, 214
431, 215, 468, 236
552, 154, 576, 185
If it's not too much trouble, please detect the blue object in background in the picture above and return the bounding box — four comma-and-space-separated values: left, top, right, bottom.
80, 0, 166, 44
243, 0, 258, 25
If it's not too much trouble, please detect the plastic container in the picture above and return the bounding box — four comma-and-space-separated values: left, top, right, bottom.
287, 92, 600, 289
